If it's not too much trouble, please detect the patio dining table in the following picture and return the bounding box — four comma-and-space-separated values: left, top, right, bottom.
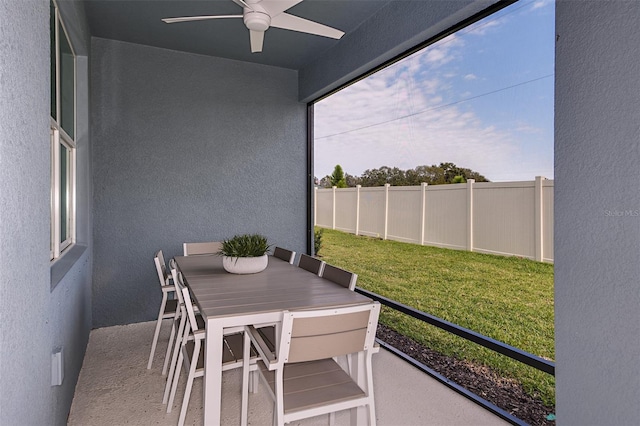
174, 254, 373, 425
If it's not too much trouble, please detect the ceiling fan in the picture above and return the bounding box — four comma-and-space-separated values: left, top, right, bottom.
161, 0, 345, 53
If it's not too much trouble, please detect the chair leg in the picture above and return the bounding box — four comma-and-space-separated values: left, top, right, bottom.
241, 331, 250, 426
147, 294, 168, 369
163, 315, 186, 404
177, 352, 199, 426
366, 353, 377, 426
162, 317, 178, 375
167, 350, 184, 413
275, 370, 285, 426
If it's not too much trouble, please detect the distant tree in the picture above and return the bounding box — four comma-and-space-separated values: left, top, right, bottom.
408, 165, 446, 185
330, 164, 347, 188
357, 163, 488, 187
359, 168, 387, 187
345, 173, 360, 187
437, 162, 488, 183
318, 175, 333, 188
386, 166, 407, 186
359, 166, 407, 187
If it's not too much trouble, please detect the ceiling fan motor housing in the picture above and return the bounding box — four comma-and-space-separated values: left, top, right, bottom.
244, 10, 271, 31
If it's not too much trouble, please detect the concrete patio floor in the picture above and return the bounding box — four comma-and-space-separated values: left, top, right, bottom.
68, 320, 509, 425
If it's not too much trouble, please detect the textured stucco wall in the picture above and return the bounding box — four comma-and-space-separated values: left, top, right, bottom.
298, 0, 497, 102
91, 39, 307, 327
555, 1, 640, 424
0, 1, 51, 423
0, 0, 90, 425
0, 1, 93, 424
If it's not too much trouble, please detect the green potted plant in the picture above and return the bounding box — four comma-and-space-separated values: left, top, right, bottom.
218, 234, 271, 274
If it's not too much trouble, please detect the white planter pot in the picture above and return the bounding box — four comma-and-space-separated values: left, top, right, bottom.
222, 255, 268, 274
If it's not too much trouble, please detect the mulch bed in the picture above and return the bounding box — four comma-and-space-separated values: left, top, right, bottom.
376, 324, 555, 426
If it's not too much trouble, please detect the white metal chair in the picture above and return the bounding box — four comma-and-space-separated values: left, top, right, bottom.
183, 241, 222, 256
272, 246, 296, 264
147, 250, 178, 370
297, 253, 325, 275
321, 263, 358, 291
162, 262, 205, 400
241, 302, 381, 426
166, 272, 258, 426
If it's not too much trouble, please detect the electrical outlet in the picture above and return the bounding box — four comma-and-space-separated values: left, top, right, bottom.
51, 348, 64, 386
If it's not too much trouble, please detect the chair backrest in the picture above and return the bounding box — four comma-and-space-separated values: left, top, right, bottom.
321, 263, 358, 291
183, 241, 222, 256
277, 302, 380, 365
154, 250, 170, 286
172, 269, 200, 334
158, 250, 167, 272
297, 254, 325, 276
170, 265, 186, 307
273, 246, 296, 264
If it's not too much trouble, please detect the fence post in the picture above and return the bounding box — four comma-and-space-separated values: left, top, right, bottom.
467, 179, 475, 251
355, 185, 361, 235
534, 176, 545, 262
383, 183, 390, 240
420, 182, 428, 245
332, 186, 336, 230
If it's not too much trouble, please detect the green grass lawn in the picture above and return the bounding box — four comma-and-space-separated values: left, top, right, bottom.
317, 228, 555, 407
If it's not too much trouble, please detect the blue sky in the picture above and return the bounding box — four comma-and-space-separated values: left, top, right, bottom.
314, 0, 555, 182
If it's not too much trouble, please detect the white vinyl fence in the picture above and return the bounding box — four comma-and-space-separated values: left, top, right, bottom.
315, 177, 553, 263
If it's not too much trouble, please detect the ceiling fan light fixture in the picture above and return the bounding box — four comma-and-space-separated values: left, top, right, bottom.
161, 0, 344, 53
244, 11, 271, 32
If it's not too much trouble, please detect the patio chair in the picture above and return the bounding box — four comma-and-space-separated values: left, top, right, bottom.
297, 253, 325, 275
258, 260, 353, 358
273, 246, 296, 264
321, 263, 358, 291
183, 241, 222, 256
167, 275, 258, 426
241, 302, 381, 426
161, 263, 205, 401
147, 250, 178, 370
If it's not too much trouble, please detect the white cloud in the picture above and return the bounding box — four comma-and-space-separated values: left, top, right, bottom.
464, 74, 477, 80
532, 0, 550, 10
465, 17, 502, 36
314, 72, 519, 181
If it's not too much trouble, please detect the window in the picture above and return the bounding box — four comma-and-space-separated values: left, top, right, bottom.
50, 0, 76, 260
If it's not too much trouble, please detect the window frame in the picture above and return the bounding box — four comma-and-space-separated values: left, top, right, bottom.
50, 1, 77, 261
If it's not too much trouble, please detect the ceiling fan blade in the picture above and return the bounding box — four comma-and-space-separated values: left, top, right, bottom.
162, 15, 242, 24
232, 0, 255, 11
250, 30, 264, 53
270, 13, 344, 39
261, 0, 303, 17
